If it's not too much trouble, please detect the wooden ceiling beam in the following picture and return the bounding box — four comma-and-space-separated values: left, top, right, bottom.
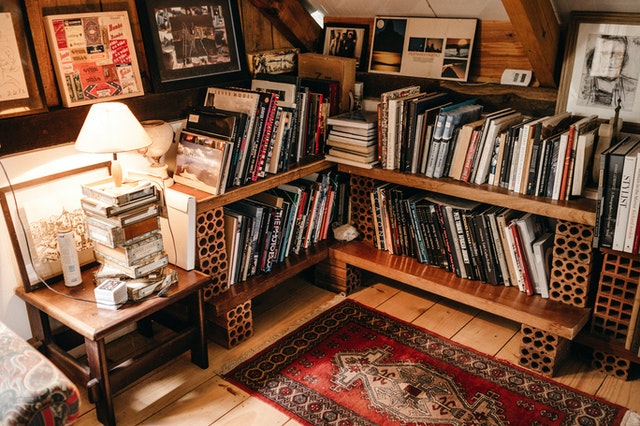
500, 0, 560, 88
247, 0, 322, 52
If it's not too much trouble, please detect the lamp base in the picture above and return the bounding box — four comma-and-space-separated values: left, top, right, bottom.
145, 163, 174, 187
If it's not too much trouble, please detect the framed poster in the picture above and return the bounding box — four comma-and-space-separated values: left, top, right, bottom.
0, 0, 47, 118
368, 16, 477, 82
322, 22, 370, 71
556, 12, 640, 124
137, 0, 249, 92
0, 162, 111, 292
43, 11, 144, 107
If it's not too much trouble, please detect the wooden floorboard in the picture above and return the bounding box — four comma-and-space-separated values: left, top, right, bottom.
73, 275, 640, 425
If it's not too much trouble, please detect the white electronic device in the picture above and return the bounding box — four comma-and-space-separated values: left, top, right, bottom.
500, 69, 533, 87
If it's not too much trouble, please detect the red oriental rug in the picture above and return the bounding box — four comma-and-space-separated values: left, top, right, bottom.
225, 300, 639, 425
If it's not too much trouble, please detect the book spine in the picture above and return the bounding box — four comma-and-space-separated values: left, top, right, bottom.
509, 220, 534, 295
254, 94, 279, 180
600, 152, 626, 248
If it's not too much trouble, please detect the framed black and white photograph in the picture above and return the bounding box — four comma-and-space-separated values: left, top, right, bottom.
0, 162, 111, 292
368, 16, 477, 82
322, 22, 370, 71
137, 0, 249, 92
0, 0, 47, 118
556, 12, 640, 124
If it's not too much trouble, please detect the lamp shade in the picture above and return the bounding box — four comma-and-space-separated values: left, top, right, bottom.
75, 102, 152, 153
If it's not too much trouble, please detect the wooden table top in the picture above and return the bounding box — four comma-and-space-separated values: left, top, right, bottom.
15, 265, 209, 341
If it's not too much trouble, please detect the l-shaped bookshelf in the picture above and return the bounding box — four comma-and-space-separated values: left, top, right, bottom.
330, 164, 593, 340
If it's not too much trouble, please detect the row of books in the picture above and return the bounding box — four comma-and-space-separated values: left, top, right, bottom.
173, 75, 340, 196
80, 178, 171, 307
371, 183, 555, 297
222, 171, 348, 285
376, 85, 602, 201
324, 109, 379, 168
594, 133, 640, 253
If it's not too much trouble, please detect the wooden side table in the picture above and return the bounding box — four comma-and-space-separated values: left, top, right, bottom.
15, 265, 210, 426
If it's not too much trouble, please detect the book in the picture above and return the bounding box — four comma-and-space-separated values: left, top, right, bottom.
93, 233, 164, 266
467, 108, 514, 183
328, 147, 377, 163
433, 103, 483, 178
532, 232, 555, 299
173, 130, 233, 195
86, 216, 160, 249
324, 154, 379, 169
624, 148, 640, 253
327, 139, 377, 154
507, 218, 534, 295
495, 208, 521, 287
449, 117, 486, 180
95, 251, 169, 279
203, 87, 263, 187
612, 139, 640, 251
514, 213, 548, 296
379, 86, 421, 168
226, 199, 267, 277
387, 91, 425, 170
81, 178, 156, 207
473, 110, 523, 185
327, 131, 377, 144
559, 115, 599, 200
80, 192, 159, 218
84, 202, 160, 228
327, 109, 378, 129
599, 135, 640, 248
571, 126, 598, 197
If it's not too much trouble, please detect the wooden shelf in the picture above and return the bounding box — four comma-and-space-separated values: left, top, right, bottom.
208, 241, 330, 316
575, 331, 640, 363
173, 158, 334, 215
337, 164, 597, 226
331, 241, 591, 340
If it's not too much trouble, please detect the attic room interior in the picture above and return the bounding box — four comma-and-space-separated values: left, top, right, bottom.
2, 0, 640, 424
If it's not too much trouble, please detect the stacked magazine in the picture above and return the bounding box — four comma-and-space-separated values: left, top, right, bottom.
325, 110, 379, 168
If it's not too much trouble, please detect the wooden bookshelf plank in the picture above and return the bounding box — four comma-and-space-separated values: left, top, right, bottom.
208, 241, 330, 316
331, 241, 591, 340
173, 159, 334, 215
337, 164, 597, 226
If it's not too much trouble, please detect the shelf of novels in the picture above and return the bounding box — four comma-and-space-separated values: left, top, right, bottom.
335, 164, 597, 226
169, 157, 336, 347
171, 158, 334, 214
330, 241, 590, 340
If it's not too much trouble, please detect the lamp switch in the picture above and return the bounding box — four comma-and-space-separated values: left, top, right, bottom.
500, 69, 533, 86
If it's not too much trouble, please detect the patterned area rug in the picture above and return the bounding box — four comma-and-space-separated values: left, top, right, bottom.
226, 300, 637, 425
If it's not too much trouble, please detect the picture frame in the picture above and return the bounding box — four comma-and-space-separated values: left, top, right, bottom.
322, 22, 370, 72
0, 0, 47, 118
137, 0, 249, 92
0, 162, 111, 292
556, 12, 640, 124
368, 16, 477, 82
43, 11, 145, 108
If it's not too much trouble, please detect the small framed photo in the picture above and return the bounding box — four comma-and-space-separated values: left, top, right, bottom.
137, 1, 250, 92
0, 0, 47, 118
368, 16, 477, 82
556, 12, 640, 124
0, 162, 111, 292
43, 11, 145, 107
322, 23, 370, 71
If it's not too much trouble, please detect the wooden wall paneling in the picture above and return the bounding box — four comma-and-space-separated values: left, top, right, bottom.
24, 0, 59, 107
500, 0, 560, 88
247, 0, 322, 52
240, 0, 278, 52
471, 20, 533, 83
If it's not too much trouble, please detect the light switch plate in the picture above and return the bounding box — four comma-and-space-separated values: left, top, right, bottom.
500, 69, 533, 86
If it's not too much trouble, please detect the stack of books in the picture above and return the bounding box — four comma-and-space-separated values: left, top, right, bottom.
325, 110, 379, 168
80, 178, 171, 306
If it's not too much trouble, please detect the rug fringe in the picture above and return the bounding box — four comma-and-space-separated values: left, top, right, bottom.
218, 293, 346, 374
623, 410, 640, 426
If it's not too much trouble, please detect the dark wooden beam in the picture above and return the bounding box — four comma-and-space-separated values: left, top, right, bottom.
247, 0, 322, 52
501, 0, 560, 88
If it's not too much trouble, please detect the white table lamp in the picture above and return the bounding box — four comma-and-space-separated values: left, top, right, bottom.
75, 102, 152, 187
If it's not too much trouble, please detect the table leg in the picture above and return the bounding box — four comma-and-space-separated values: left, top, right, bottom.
190, 289, 208, 369
85, 338, 116, 426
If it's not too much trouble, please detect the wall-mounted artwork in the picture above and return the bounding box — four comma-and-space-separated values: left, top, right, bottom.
368, 16, 477, 82
137, 0, 249, 92
557, 12, 640, 124
43, 11, 144, 107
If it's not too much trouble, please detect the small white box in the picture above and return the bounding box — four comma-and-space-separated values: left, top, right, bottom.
94, 279, 128, 306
